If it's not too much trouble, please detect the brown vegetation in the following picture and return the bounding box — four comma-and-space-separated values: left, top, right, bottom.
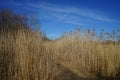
0, 10, 120, 80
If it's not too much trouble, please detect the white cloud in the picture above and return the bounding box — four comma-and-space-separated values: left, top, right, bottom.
52, 13, 86, 25
38, 3, 114, 22
6, 1, 116, 25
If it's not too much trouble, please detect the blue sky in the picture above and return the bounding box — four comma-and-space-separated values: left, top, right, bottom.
0, 0, 120, 39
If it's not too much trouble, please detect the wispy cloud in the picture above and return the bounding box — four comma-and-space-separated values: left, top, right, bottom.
52, 13, 86, 25
2, 1, 116, 25
38, 3, 114, 22
24, 2, 116, 25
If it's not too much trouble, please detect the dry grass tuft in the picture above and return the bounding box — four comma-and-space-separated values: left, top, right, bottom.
52, 29, 120, 79
0, 30, 60, 80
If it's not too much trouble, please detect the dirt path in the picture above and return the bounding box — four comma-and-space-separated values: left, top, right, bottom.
53, 63, 94, 80
53, 63, 120, 80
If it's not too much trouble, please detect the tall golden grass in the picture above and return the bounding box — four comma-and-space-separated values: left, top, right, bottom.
55, 29, 120, 77
52, 29, 120, 79
0, 9, 120, 79
0, 26, 120, 80
0, 30, 60, 80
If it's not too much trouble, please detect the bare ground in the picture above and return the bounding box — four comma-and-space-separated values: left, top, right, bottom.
53, 63, 120, 80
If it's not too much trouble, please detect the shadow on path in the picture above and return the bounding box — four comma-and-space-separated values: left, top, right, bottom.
53, 63, 120, 80
54, 63, 94, 80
